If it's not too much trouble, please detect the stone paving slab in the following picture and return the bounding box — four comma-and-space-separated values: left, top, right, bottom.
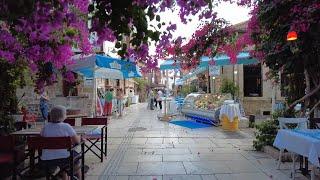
183, 161, 232, 174
214, 172, 270, 180
163, 174, 202, 180
123, 154, 163, 162
129, 175, 162, 180
84, 103, 310, 180
162, 154, 201, 162
136, 162, 186, 175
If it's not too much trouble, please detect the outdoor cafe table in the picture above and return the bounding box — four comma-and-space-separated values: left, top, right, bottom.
11, 125, 100, 177
273, 129, 320, 179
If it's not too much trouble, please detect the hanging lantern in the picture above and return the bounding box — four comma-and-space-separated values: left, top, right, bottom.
287, 31, 298, 41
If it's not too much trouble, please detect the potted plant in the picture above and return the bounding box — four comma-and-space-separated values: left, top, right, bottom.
220, 78, 239, 99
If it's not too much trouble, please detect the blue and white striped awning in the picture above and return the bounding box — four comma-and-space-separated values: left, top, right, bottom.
160, 59, 180, 70
71, 54, 142, 79
199, 52, 258, 67
160, 52, 258, 70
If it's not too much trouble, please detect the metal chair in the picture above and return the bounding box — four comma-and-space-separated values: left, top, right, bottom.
309, 118, 320, 129
81, 117, 108, 162
27, 136, 85, 180
23, 112, 37, 127
277, 117, 308, 179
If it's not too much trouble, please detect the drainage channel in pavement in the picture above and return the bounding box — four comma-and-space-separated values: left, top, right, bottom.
99, 106, 148, 178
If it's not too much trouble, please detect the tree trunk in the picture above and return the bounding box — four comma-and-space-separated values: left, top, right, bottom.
304, 68, 311, 109
289, 83, 320, 109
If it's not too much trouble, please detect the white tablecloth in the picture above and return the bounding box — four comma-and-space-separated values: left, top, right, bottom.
219, 103, 241, 122
131, 95, 139, 104
167, 100, 178, 114
273, 129, 320, 167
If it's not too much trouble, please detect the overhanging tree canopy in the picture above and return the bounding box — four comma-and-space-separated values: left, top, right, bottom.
246, 0, 320, 112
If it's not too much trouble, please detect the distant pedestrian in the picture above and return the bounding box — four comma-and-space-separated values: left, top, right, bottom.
148, 89, 155, 110
104, 88, 113, 116
154, 90, 158, 108
156, 90, 163, 110
116, 88, 124, 117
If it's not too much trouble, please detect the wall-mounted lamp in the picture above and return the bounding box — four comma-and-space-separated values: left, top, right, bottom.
287, 31, 298, 41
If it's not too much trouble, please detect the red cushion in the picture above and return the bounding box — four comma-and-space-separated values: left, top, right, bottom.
0, 153, 14, 164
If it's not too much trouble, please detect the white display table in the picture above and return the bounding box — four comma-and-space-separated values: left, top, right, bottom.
131, 95, 139, 104
219, 102, 241, 122
167, 99, 178, 115
157, 97, 176, 121
219, 101, 241, 131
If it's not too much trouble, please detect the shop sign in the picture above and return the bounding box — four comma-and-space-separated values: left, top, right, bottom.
84, 79, 93, 86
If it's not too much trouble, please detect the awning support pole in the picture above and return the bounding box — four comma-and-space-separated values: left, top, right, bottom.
93, 67, 97, 117
207, 67, 211, 93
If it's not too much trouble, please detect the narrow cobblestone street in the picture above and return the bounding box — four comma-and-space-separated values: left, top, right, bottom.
85, 104, 304, 180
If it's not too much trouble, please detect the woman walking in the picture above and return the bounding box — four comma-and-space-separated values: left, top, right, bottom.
104, 87, 113, 116
116, 88, 124, 117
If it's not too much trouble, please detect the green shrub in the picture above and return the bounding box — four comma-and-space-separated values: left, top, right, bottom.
253, 109, 284, 151
253, 120, 278, 151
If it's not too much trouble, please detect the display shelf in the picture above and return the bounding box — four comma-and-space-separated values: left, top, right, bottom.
181, 93, 232, 126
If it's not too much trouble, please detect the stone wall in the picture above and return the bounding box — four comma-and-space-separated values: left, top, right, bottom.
242, 98, 272, 115
16, 76, 137, 117
213, 64, 285, 116
16, 75, 94, 117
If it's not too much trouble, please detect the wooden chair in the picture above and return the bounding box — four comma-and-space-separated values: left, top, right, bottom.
81, 117, 108, 162
277, 117, 308, 179
23, 112, 37, 127
64, 118, 76, 126
309, 118, 320, 129
0, 135, 26, 180
27, 136, 85, 180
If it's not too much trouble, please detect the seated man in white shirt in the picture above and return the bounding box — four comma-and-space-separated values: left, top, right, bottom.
40, 105, 81, 180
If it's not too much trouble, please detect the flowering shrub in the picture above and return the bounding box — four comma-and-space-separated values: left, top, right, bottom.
166, 18, 232, 70
243, 0, 320, 110
0, 0, 242, 91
